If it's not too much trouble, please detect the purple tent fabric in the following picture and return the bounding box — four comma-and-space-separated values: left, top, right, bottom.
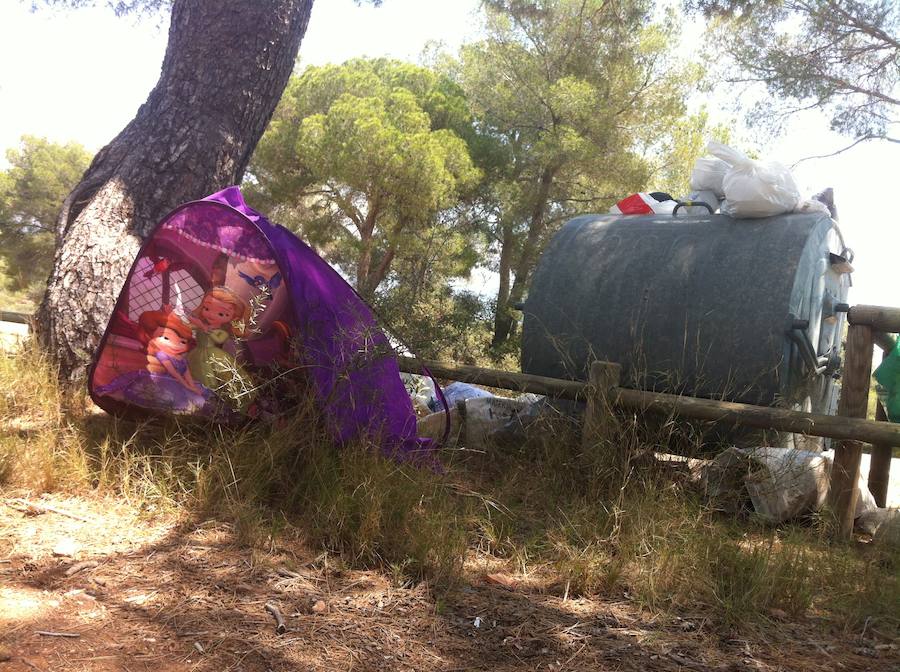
89, 186, 436, 461
208, 189, 427, 456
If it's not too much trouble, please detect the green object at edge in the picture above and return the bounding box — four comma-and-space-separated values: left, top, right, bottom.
874, 338, 900, 423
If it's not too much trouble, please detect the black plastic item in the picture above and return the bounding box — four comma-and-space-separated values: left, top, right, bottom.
788, 315, 828, 375
521, 211, 851, 421
649, 191, 675, 202
673, 200, 714, 216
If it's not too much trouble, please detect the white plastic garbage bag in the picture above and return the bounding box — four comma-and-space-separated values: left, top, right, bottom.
464, 396, 531, 450
689, 157, 729, 197
740, 448, 831, 523
417, 394, 536, 451
703, 447, 878, 524
401, 373, 437, 415
707, 141, 800, 218
417, 404, 462, 446
821, 448, 878, 520
676, 190, 721, 216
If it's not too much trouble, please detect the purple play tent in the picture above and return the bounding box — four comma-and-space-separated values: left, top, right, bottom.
89, 186, 436, 460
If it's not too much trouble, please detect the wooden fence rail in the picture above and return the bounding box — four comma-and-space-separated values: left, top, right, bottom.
0, 311, 32, 326
398, 357, 900, 447
848, 305, 900, 333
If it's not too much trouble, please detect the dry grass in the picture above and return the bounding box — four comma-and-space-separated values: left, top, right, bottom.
1, 338, 898, 637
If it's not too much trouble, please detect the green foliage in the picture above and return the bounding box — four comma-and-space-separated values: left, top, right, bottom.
248, 59, 483, 300
688, 0, 900, 144
452, 0, 717, 347
653, 109, 733, 195
250, 7, 720, 356
0, 135, 91, 294
376, 286, 494, 363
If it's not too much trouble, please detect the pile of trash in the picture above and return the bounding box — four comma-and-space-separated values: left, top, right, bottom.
403, 376, 551, 450
404, 376, 897, 535
609, 141, 837, 220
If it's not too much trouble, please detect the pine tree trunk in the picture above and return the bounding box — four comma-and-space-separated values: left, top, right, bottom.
37, 0, 314, 380
491, 166, 555, 348
490, 221, 515, 349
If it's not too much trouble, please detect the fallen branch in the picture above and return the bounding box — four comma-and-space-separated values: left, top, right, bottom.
9, 499, 93, 523
36, 631, 80, 638
265, 602, 286, 634
65, 560, 99, 577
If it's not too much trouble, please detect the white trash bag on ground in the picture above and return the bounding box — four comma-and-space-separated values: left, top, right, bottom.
702, 447, 878, 524
707, 141, 800, 218
740, 447, 831, 522
464, 396, 532, 450
401, 372, 437, 415
415, 388, 537, 451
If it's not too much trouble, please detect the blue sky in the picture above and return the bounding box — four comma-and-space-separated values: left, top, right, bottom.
0, 0, 896, 307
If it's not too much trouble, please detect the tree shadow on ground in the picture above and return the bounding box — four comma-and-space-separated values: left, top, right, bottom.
0, 502, 705, 672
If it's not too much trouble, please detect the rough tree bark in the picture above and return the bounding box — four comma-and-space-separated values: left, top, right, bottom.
37, 0, 314, 380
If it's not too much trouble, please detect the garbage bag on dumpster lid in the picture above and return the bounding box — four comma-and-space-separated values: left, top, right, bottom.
689, 156, 729, 196
608, 192, 676, 215
676, 189, 722, 216
707, 141, 800, 218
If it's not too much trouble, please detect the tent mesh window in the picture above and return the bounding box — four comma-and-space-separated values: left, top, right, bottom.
169, 268, 205, 313
126, 258, 206, 321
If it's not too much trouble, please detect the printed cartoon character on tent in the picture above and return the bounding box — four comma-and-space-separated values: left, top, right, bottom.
90, 187, 436, 462
96, 308, 211, 414
91, 196, 294, 420
187, 286, 255, 413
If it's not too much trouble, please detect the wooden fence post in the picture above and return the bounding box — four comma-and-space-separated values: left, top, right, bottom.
582, 361, 622, 450
829, 323, 874, 540
868, 400, 892, 508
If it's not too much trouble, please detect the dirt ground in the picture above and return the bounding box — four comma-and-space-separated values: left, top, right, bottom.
1, 493, 897, 672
